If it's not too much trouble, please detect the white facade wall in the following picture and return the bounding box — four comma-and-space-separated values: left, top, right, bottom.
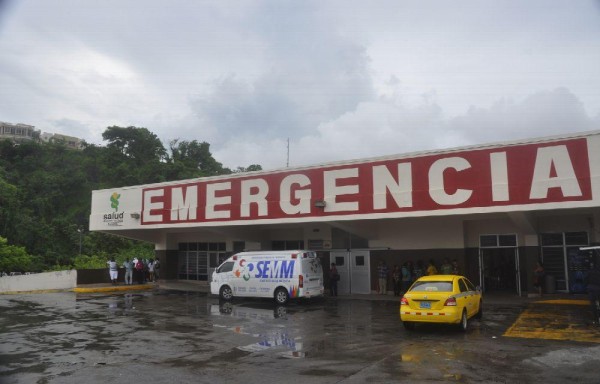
370, 216, 466, 250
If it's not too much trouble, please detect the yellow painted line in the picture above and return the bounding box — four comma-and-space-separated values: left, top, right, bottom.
73, 285, 154, 293
504, 302, 600, 343
535, 299, 589, 306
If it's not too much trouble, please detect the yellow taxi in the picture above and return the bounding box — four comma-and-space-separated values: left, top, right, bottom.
400, 274, 482, 331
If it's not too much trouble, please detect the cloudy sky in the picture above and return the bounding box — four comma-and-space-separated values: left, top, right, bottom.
0, 0, 599, 170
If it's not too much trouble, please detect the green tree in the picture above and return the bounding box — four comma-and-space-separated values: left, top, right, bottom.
0, 236, 43, 273
103, 126, 167, 163
234, 164, 263, 173
168, 139, 230, 179
102, 126, 169, 185
0, 169, 17, 235
0, 126, 262, 271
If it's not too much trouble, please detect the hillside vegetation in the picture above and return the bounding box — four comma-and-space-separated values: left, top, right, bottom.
0, 126, 260, 272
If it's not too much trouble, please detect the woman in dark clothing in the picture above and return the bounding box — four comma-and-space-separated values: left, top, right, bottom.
329, 263, 339, 297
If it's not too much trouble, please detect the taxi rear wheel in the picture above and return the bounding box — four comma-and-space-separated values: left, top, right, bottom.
403, 321, 415, 330
459, 310, 468, 332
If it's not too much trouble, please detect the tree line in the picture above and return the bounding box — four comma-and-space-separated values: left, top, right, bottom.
0, 126, 261, 272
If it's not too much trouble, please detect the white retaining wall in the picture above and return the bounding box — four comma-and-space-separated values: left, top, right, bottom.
0, 270, 77, 293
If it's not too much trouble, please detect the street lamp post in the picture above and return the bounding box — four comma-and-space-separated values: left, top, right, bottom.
77, 227, 83, 256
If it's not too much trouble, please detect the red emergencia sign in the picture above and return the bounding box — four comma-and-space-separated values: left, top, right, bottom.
141, 138, 592, 225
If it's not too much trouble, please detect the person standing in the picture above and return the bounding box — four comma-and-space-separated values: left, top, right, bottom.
329, 263, 339, 297
401, 262, 412, 293
377, 260, 389, 295
413, 260, 424, 280
135, 258, 144, 284
533, 261, 545, 296
392, 265, 401, 296
426, 259, 438, 276
154, 258, 160, 281
107, 257, 118, 285
586, 263, 600, 325
451, 259, 460, 275
148, 259, 155, 282
440, 258, 453, 274
123, 258, 133, 285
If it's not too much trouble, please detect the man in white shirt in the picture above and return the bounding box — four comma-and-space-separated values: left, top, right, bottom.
107, 257, 118, 285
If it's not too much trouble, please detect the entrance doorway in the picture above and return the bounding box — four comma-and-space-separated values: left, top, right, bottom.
479, 234, 521, 295
330, 250, 371, 294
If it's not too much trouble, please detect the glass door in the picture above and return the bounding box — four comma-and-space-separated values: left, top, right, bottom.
479, 234, 520, 295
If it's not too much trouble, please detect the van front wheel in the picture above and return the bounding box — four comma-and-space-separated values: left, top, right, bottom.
274, 288, 289, 305
220, 286, 233, 301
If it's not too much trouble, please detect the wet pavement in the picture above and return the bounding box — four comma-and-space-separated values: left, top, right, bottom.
1, 284, 600, 383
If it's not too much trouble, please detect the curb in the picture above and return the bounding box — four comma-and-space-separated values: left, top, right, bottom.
0, 289, 71, 295
73, 284, 155, 293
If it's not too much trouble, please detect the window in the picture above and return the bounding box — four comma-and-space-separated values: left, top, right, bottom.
498, 235, 517, 247
217, 262, 234, 273
480, 235, 497, 247
410, 281, 453, 292
565, 232, 588, 246
272, 240, 304, 250
540, 232, 588, 292
178, 242, 226, 281
541, 233, 564, 246
464, 278, 476, 291
458, 279, 468, 293
335, 256, 345, 266
480, 234, 517, 248
355, 255, 365, 266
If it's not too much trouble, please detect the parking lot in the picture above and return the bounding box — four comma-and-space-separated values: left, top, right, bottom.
1, 285, 600, 383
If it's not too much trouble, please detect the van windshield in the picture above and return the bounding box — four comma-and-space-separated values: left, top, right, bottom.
217, 261, 234, 273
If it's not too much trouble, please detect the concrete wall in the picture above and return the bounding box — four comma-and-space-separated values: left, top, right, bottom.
0, 270, 77, 293
77, 268, 121, 284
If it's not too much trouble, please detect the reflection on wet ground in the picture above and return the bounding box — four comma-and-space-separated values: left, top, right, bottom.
1, 290, 600, 383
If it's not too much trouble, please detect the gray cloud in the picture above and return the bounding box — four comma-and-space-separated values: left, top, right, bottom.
448, 88, 598, 146
170, 86, 600, 170
0, 1, 598, 171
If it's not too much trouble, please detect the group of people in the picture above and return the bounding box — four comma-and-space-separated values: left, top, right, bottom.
107, 257, 160, 285
379, 258, 460, 296
327, 258, 460, 297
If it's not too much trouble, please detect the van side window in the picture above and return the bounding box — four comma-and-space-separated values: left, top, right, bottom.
217, 261, 234, 273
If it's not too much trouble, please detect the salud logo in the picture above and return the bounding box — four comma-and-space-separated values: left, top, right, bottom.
110, 192, 121, 212
103, 192, 124, 226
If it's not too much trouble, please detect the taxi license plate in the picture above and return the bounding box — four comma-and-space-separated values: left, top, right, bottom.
420, 301, 431, 309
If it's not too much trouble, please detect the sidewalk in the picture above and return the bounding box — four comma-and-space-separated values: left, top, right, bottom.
75, 279, 588, 307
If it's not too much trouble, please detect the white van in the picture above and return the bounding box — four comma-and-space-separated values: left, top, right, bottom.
210, 250, 324, 304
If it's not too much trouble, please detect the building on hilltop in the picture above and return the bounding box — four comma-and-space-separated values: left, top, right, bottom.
40, 132, 83, 149
0, 121, 83, 149
0, 122, 39, 142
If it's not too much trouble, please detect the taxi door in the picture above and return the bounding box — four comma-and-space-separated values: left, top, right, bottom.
458, 278, 476, 317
